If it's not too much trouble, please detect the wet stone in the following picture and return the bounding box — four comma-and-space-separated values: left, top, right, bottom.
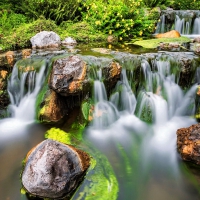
22, 139, 90, 199
177, 123, 200, 165
49, 55, 88, 96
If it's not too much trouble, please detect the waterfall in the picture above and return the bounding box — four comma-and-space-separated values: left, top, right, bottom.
86, 54, 198, 199
155, 10, 200, 37
192, 17, 200, 34
0, 58, 46, 138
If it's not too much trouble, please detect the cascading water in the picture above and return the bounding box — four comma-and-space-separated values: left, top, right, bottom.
155, 10, 200, 37
0, 58, 46, 137
85, 54, 200, 199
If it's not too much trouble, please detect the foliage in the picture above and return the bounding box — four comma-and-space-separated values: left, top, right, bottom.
142, 0, 172, 7
133, 36, 190, 49
58, 21, 107, 42
80, 0, 159, 39
0, 16, 58, 50
172, 0, 200, 9
0, 9, 27, 35
18, 0, 81, 24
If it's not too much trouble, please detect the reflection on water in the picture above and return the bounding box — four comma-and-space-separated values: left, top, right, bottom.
0, 122, 47, 200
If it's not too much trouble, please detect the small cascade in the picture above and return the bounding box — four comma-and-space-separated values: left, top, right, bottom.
86, 53, 199, 199
92, 69, 119, 129
0, 58, 47, 139
155, 10, 200, 37
7, 58, 46, 121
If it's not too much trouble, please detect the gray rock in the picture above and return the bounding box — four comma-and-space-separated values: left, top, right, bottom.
49, 55, 88, 96
22, 139, 90, 199
62, 37, 77, 45
30, 31, 61, 49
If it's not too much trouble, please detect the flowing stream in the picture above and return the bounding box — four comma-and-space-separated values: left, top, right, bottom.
85, 55, 200, 199
0, 51, 200, 199
0, 58, 48, 199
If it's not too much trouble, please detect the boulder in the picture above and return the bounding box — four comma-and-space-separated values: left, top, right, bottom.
22, 139, 90, 199
62, 37, 77, 45
30, 31, 61, 49
155, 30, 181, 38
49, 55, 88, 96
177, 123, 200, 165
193, 37, 200, 43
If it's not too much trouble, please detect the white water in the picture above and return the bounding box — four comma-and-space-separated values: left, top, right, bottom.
86, 56, 199, 199
156, 12, 200, 38
0, 59, 46, 142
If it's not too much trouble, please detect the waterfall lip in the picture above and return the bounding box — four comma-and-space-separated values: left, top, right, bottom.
181, 34, 200, 39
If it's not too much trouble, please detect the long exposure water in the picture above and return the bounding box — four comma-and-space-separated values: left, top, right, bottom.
0, 49, 200, 200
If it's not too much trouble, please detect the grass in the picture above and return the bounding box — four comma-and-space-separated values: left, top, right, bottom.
132, 36, 191, 49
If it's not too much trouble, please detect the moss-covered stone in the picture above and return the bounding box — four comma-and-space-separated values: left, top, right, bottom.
133, 36, 191, 49
43, 127, 119, 200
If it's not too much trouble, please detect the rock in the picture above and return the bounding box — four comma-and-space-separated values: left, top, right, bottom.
91, 48, 112, 54
107, 35, 117, 43
37, 89, 68, 123
0, 69, 9, 109
155, 30, 181, 38
62, 37, 77, 45
30, 31, 61, 49
5, 51, 15, 67
193, 37, 200, 43
177, 123, 200, 165
22, 139, 90, 199
49, 55, 88, 96
22, 49, 32, 59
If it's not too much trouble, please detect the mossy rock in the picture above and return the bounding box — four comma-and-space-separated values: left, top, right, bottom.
22, 127, 119, 200
133, 36, 191, 49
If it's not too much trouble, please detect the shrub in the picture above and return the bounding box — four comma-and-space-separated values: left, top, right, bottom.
18, 0, 81, 24
80, 0, 159, 39
0, 10, 27, 35
0, 16, 58, 50
172, 0, 200, 9
142, 0, 172, 8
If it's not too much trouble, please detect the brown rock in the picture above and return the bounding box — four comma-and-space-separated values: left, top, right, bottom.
177, 123, 200, 164
49, 55, 88, 96
107, 35, 117, 43
5, 51, 15, 66
38, 89, 68, 123
22, 49, 32, 59
22, 139, 90, 199
156, 30, 181, 38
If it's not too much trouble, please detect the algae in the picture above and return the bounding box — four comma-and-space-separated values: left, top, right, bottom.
133, 36, 191, 49
44, 127, 119, 200
45, 127, 71, 145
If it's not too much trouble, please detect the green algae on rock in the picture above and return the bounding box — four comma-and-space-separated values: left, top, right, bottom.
44, 127, 119, 200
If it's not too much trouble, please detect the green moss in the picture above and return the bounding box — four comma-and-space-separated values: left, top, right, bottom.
0, 16, 58, 51
43, 127, 118, 200
45, 127, 71, 144
72, 147, 118, 200
133, 36, 191, 49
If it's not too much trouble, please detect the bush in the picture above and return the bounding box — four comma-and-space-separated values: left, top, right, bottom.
58, 21, 107, 42
80, 0, 159, 39
18, 0, 81, 24
142, 0, 172, 8
0, 16, 58, 50
172, 0, 200, 9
